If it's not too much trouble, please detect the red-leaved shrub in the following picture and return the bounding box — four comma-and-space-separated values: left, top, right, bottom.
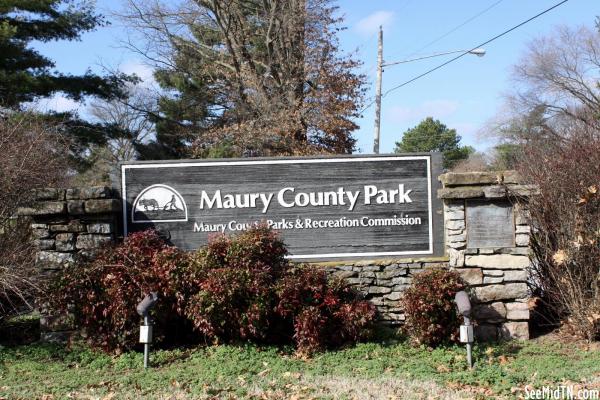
276, 267, 377, 354
53, 225, 377, 354
52, 230, 193, 352
183, 225, 289, 343
183, 226, 376, 353
402, 269, 465, 347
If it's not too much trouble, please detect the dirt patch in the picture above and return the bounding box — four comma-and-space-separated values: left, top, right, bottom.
249, 375, 503, 400
531, 328, 600, 351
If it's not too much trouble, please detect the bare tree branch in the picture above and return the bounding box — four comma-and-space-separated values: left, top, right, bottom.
114, 0, 365, 157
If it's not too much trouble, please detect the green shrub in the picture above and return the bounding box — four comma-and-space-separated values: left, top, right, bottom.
402, 269, 465, 347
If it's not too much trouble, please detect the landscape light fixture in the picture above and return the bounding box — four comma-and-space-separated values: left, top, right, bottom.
137, 292, 159, 369
454, 290, 474, 369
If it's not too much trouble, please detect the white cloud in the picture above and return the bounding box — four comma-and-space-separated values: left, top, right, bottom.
388, 100, 459, 123
356, 11, 394, 36
120, 60, 156, 87
25, 94, 82, 113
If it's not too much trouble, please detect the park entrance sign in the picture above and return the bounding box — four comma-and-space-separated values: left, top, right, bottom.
120, 154, 443, 260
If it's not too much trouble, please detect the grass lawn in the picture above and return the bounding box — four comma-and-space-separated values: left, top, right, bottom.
1, 334, 599, 400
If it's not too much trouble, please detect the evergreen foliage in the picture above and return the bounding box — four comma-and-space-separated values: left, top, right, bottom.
394, 117, 474, 169
0, 0, 136, 174
0, 0, 126, 107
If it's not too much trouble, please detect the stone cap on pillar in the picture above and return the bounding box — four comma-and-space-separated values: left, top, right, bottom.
437, 171, 539, 200
17, 186, 119, 217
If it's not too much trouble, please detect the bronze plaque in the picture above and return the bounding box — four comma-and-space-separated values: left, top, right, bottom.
466, 200, 514, 248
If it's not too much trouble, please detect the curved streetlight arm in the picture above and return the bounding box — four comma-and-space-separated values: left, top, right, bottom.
382, 48, 486, 67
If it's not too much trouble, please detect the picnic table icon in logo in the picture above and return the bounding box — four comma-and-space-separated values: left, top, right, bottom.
132, 184, 188, 223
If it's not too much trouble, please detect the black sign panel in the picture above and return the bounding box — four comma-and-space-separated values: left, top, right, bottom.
120, 155, 443, 260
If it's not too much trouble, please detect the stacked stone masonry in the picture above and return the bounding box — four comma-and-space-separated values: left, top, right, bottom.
440, 171, 533, 341
19, 187, 120, 341
323, 259, 447, 324
25, 171, 534, 342
322, 170, 534, 340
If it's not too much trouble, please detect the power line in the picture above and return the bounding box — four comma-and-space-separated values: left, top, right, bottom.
359, 0, 568, 114
382, 0, 568, 97
403, 0, 505, 60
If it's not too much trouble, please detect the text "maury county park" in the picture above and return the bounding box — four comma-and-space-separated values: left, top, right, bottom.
199, 184, 414, 214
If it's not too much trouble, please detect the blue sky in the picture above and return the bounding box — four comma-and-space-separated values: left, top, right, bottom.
34, 0, 596, 154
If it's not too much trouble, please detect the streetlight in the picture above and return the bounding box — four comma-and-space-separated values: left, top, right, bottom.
373, 26, 486, 154
383, 48, 486, 67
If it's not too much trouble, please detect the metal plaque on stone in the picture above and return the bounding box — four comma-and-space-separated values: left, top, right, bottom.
466, 200, 514, 248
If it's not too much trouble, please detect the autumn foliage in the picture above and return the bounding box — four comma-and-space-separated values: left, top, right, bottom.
402, 269, 465, 347
120, 0, 366, 158
52, 226, 376, 353
519, 133, 600, 340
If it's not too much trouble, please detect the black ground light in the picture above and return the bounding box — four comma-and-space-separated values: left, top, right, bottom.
136, 292, 158, 369
455, 291, 474, 369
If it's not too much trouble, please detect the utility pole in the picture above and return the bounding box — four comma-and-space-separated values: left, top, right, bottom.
373, 25, 383, 154
371, 24, 485, 155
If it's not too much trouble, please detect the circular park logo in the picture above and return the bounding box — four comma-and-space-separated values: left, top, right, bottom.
132, 184, 188, 223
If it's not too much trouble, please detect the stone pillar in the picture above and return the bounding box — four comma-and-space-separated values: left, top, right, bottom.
438, 171, 537, 340
18, 187, 120, 341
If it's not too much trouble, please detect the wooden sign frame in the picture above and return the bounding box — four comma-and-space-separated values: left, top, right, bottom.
118, 154, 444, 261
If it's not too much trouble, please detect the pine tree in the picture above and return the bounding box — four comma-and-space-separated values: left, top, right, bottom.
123, 0, 365, 159
0, 0, 127, 107
395, 117, 474, 169
0, 0, 136, 174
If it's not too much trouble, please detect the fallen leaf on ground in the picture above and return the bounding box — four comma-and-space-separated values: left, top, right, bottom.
436, 365, 450, 373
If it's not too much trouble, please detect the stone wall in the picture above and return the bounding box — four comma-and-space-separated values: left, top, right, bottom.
23, 171, 535, 341
18, 187, 120, 340
438, 171, 536, 340
320, 171, 535, 340
323, 258, 447, 325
